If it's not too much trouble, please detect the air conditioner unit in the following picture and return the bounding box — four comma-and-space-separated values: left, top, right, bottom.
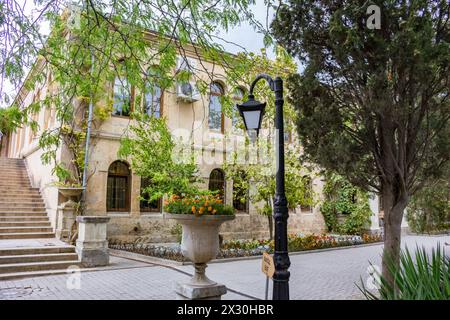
177, 82, 200, 102
177, 56, 197, 73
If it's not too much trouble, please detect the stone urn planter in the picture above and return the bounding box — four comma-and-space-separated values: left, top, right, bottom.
165, 213, 235, 299
58, 187, 85, 202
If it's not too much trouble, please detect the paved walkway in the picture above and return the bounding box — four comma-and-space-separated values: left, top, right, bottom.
0, 235, 448, 300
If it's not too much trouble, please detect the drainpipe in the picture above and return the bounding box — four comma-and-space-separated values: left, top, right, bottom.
81, 49, 95, 206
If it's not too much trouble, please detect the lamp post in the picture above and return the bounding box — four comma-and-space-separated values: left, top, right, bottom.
236, 74, 290, 300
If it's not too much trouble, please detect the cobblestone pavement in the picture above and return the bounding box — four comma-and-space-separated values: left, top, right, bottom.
0, 235, 448, 300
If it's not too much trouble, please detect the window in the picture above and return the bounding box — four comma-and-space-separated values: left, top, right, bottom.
208, 168, 225, 201
232, 87, 245, 129
233, 171, 248, 213
140, 177, 162, 213
144, 81, 162, 118
112, 77, 131, 116
208, 82, 224, 132
107, 161, 131, 211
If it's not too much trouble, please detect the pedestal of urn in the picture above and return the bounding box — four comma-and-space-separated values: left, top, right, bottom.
165, 213, 235, 300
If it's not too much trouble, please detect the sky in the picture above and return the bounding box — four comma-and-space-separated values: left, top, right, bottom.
0, 2, 277, 108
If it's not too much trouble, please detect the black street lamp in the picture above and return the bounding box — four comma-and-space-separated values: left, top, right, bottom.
236, 74, 290, 300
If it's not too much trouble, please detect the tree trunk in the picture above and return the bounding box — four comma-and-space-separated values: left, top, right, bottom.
381, 185, 408, 290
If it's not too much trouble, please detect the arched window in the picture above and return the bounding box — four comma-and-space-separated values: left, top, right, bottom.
107, 161, 131, 211
208, 82, 224, 132
112, 77, 131, 117
140, 177, 162, 213
208, 168, 225, 201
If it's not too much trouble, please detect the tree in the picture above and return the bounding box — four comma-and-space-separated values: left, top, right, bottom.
271, 0, 450, 286
0, 0, 257, 194
225, 145, 314, 239
118, 113, 201, 200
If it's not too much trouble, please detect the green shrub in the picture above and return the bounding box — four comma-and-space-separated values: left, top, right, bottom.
407, 178, 450, 233
359, 245, 450, 300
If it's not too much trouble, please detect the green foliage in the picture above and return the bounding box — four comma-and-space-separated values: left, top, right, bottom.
360, 246, 450, 300
119, 113, 200, 200
0, 105, 23, 135
223, 48, 313, 231
407, 172, 450, 233
1, 1, 262, 198
320, 173, 371, 235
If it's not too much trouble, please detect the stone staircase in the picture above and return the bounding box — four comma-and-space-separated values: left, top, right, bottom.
0, 158, 79, 280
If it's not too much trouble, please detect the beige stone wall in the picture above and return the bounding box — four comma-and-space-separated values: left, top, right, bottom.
6, 51, 327, 243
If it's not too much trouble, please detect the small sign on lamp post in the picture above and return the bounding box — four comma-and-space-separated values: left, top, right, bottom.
261, 252, 275, 300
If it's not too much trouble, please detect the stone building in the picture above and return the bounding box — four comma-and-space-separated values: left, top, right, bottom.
2, 35, 392, 244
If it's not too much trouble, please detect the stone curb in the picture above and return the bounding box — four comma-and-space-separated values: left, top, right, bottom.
109, 241, 384, 267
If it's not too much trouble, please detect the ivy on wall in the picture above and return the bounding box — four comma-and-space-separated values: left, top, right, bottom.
320, 173, 372, 235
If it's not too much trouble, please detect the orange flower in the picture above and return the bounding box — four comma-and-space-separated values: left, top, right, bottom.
191, 206, 196, 213
208, 206, 212, 211
199, 207, 205, 214
205, 201, 209, 206
212, 209, 217, 214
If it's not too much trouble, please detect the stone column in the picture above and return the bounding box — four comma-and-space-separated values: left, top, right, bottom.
76, 216, 110, 267
56, 201, 77, 241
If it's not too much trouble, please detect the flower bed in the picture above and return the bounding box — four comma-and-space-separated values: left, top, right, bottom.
109, 233, 383, 262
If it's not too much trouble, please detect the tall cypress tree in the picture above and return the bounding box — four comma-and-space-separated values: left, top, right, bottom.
272, 0, 449, 285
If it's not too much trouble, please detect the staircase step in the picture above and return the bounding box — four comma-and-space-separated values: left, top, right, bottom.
0, 207, 47, 212
0, 177, 30, 181
0, 212, 47, 217
0, 246, 75, 256
0, 221, 51, 227
0, 226, 53, 234
0, 203, 45, 208
0, 260, 80, 274
0, 195, 42, 198
0, 188, 40, 192
1, 193, 42, 198
0, 199, 44, 204
0, 184, 32, 188
0, 253, 78, 264
0, 216, 49, 221
0, 232, 54, 239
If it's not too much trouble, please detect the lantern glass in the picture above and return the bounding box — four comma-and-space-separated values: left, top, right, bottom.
242, 110, 262, 130
236, 95, 266, 136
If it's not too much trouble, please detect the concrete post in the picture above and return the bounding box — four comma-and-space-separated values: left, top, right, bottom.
76, 216, 110, 267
